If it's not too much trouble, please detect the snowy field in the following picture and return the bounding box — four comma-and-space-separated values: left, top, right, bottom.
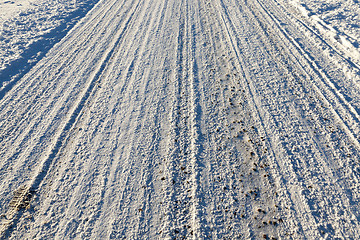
0, 0, 360, 239
0, 0, 99, 91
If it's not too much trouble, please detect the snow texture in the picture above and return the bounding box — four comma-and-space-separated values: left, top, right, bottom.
0, 0, 360, 239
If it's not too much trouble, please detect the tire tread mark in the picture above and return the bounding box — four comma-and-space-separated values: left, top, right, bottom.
0, 1, 142, 238
251, 0, 360, 150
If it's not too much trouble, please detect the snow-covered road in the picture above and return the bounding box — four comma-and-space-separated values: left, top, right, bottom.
1, 0, 360, 239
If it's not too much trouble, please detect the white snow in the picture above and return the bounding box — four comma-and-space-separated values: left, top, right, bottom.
0, 0, 99, 90
0, 0, 360, 239
287, 0, 360, 65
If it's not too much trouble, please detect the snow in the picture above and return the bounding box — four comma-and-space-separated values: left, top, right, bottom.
287, 0, 360, 65
0, 0, 99, 90
0, 0, 360, 239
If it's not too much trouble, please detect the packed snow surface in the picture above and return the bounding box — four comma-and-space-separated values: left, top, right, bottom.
0, 0, 360, 239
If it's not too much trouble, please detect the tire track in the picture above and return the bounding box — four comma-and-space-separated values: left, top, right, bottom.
33, 0, 171, 238
217, 0, 360, 237
0, 0, 136, 195
160, 1, 205, 238
196, 0, 284, 238
0, 1, 142, 238
197, 1, 254, 238
188, 1, 205, 238
204, 0, 324, 236
34, 0, 159, 236
93, 1, 171, 238
251, 0, 360, 150
246, 0, 360, 223
160, 0, 186, 237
